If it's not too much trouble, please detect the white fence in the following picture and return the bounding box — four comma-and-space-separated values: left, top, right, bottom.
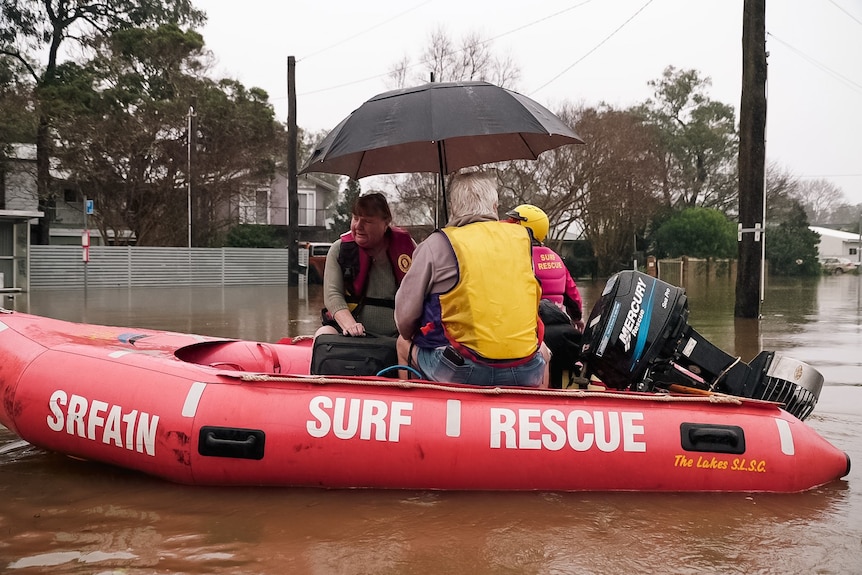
29, 246, 290, 290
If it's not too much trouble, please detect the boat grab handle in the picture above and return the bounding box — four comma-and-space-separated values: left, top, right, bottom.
680, 423, 746, 454
206, 432, 256, 448
199, 426, 266, 460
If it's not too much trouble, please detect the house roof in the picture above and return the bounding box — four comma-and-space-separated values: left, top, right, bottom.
10, 143, 37, 161
810, 226, 862, 241
279, 170, 338, 193
0, 209, 44, 221
8, 142, 69, 178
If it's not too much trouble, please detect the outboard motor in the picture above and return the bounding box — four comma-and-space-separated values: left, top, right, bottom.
579, 271, 823, 420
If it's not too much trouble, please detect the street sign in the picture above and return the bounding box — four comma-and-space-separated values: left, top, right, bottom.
82, 230, 90, 262
86, 199, 94, 215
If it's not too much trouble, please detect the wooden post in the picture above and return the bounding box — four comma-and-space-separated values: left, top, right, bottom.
287, 56, 299, 286
735, 0, 767, 318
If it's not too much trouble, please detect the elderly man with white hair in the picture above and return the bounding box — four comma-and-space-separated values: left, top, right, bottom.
394, 170, 547, 387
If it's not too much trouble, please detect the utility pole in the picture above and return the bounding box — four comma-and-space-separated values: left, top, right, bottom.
187, 101, 196, 249
735, 0, 767, 318
287, 56, 299, 286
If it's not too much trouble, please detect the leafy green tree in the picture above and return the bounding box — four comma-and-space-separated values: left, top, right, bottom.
0, 0, 204, 243
330, 178, 361, 233
0, 61, 36, 149
0, 60, 37, 200
653, 207, 737, 259
638, 66, 738, 212
50, 25, 280, 246
765, 201, 820, 276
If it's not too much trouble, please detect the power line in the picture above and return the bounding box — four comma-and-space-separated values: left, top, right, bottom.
299, 70, 394, 97
297, 1, 597, 98
297, 0, 433, 62
530, 0, 655, 96
828, 0, 862, 26
767, 32, 862, 95
798, 173, 862, 178
479, 0, 595, 47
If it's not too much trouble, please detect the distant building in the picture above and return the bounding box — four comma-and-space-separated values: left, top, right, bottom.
253, 169, 338, 234
810, 226, 861, 258
0, 144, 44, 290
2, 143, 339, 247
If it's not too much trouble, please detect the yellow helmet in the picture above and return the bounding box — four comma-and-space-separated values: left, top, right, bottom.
506, 204, 549, 242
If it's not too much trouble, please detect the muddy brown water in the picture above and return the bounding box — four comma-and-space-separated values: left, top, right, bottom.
1, 275, 860, 574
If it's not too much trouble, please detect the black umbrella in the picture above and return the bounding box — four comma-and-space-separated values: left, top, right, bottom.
299, 81, 584, 220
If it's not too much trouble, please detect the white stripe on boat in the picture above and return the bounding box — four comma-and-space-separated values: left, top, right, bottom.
182, 382, 207, 417
775, 418, 795, 455
446, 399, 461, 437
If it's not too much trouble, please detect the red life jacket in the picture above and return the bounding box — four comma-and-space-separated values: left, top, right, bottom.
338, 226, 415, 306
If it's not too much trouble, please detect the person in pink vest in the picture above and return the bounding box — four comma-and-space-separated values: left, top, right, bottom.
316, 193, 416, 338
506, 204, 585, 388
506, 204, 584, 330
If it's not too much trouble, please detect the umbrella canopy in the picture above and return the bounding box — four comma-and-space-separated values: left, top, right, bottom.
299, 81, 584, 179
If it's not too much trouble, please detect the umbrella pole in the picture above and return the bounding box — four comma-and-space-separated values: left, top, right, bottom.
437, 141, 448, 226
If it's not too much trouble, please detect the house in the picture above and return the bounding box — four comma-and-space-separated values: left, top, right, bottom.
0, 144, 44, 290
3, 143, 106, 247
3, 143, 340, 248
810, 226, 862, 258
260, 171, 338, 237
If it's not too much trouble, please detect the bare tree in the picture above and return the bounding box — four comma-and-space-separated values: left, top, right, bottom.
384, 28, 522, 224
791, 178, 846, 225
763, 161, 801, 225
563, 104, 664, 275
387, 28, 520, 89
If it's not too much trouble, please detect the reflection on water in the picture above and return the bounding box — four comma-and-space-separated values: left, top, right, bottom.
7, 285, 324, 341
1, 441, 857, 574
1, 274, 861, 574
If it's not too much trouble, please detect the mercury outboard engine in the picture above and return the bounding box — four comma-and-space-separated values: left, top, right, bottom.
579, 271, 823, 420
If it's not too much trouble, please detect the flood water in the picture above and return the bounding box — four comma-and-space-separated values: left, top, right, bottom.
1, 275, 860, 574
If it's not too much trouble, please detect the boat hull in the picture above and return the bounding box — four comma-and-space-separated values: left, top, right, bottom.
0, 312, 850, 492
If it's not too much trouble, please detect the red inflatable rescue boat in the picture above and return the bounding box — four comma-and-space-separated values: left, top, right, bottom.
0, 286, 850, 492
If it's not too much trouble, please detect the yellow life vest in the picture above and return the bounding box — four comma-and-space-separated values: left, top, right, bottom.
440, 222, 541, 360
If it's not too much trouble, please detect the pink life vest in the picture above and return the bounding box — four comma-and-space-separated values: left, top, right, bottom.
532, 244, 583, 320
533, 245, 568, 306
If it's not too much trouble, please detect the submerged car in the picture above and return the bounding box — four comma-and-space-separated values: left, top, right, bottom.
819, 256, 859, 274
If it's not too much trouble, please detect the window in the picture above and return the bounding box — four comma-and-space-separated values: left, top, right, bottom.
850, 248, 858, 256
298, 190, 315, 226
239, 187, 269, 224
63, 189, 78, 203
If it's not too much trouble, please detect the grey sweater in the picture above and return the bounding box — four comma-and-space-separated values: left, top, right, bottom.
323, 238, 399, 336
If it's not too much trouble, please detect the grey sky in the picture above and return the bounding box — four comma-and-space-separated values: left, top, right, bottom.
201, 0, 862, 206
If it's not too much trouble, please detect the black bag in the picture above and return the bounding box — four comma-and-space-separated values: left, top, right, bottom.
539, 298, 572, 325
310, 333, 399, 378
539, 300, 583, 389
